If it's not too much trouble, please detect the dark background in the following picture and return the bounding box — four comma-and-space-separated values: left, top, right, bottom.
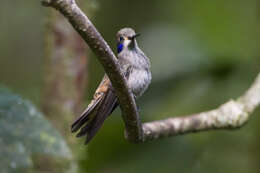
1, 0, 260, 172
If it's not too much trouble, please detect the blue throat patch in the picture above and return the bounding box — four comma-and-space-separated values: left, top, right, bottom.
117, 43, 123, 53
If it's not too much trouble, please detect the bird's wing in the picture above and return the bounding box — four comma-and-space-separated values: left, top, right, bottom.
71, 75, 118, 144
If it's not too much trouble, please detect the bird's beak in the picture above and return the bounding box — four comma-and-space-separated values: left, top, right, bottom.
130, 33, 140, 40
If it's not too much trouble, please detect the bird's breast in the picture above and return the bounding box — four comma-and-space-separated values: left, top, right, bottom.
128, 68, 151, 97
118, 49, 151, 97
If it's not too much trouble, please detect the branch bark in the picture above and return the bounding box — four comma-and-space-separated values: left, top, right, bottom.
143, 73, 260, 140
41, 0, 143, 142
41, 0, 260, 142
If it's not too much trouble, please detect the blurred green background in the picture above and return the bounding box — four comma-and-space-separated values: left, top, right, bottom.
1, 0, 260, 172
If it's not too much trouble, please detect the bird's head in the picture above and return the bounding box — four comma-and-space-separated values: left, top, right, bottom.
116, 28, 140, 54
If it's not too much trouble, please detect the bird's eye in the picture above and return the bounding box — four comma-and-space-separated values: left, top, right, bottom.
119, 37, 124, 41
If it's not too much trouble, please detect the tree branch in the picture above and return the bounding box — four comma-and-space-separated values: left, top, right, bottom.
41, 0, 143, 142
41, 0, 260, 143
143, 73, 260, 140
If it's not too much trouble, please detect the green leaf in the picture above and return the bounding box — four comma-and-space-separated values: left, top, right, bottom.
0, 86, 76, 173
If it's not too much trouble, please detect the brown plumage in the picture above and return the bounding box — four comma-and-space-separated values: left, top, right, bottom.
71, 27, 151, 144
71, 75, 118, 144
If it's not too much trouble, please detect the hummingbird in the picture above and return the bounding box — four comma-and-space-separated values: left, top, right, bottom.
71, 28, 151, 144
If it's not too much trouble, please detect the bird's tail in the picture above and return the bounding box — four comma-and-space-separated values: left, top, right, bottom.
71, 89, 118, 144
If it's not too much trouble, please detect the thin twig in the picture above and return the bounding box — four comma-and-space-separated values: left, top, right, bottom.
41, 0, 260, 142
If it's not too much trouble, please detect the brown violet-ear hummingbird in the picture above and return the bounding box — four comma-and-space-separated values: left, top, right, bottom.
71, 28, 152, 144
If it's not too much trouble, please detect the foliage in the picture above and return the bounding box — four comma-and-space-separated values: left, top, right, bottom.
0, 0, 260, 172
0, 86, 75, 173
